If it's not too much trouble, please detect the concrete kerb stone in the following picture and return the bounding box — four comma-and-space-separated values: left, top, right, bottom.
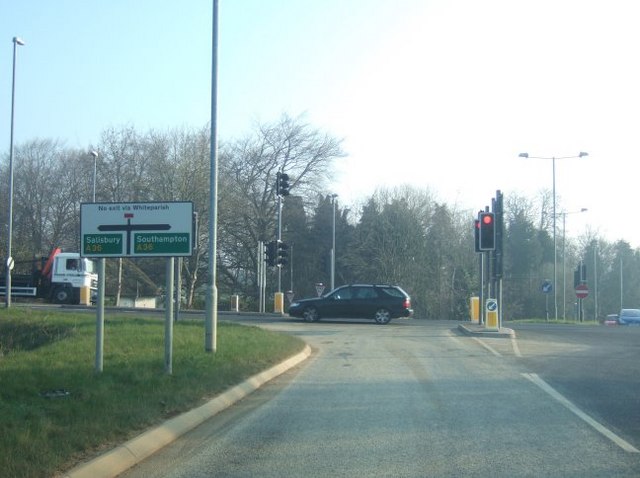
458, 323, 515, 338
63, 344, 312, 478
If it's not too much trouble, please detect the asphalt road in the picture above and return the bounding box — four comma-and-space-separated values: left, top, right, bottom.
508, 322, 640, 450
118, 318, 640, 478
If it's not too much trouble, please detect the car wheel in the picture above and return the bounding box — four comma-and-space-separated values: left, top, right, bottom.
303, 307, 319, 322
374, 308, 391, 324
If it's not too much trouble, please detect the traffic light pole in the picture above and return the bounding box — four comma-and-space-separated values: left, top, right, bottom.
277, 194, 282, 293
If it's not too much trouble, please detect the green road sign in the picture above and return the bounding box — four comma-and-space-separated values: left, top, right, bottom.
83, 234, 123, 255
80, 201, 194, 258
134, 233, 190, 255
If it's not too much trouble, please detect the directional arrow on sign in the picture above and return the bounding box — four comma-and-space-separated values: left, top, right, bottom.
98, 214, 171, 255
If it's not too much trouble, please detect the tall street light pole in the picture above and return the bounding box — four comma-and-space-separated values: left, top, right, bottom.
519, 152, 588, 320
330, 194, 337, 291
5, 36, 25, 308
90, 150, 98, 202
206, 0, 220, 352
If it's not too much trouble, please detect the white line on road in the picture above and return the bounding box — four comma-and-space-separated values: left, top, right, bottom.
522, 372, 640, 453
472, 337, 502, 356
511, 335, 522, 357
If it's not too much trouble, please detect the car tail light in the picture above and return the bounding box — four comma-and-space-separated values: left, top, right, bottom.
403, 298, 411, 309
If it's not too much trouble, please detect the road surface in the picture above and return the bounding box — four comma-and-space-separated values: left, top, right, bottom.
120, 318, 640, 477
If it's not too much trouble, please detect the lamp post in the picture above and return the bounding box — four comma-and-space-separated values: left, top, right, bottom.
5, 36, 25, 308
593, 240, 598, 322
90, 150, 98, 202
558, 208, 588, 319
519, 152, 588, 320
330, 194, 338, 291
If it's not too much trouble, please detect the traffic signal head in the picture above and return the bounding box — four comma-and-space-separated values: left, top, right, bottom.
478, 212, 496, 251
276, 172, 290, 196
276, 241, 289, 266
265, 240, 277, 266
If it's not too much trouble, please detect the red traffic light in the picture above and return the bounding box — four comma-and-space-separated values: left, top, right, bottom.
478, 212, 496, 251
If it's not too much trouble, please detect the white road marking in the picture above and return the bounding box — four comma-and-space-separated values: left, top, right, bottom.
511, 335, 522, 357
472, 337, 502, 356
522, 373, 640, 453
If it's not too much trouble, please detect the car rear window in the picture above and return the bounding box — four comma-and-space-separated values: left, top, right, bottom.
379, 287, 404, 298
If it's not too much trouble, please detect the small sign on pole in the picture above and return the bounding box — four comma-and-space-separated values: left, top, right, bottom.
575, 283, 589, 299
485, 298, 499, 331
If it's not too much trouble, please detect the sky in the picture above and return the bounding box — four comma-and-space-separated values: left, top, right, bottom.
1, 1, 640, 247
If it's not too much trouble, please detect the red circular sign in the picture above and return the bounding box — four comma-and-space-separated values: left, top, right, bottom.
575, 283, 589, 299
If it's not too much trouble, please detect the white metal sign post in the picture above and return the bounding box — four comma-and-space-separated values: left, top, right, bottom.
80, 201, 193, 374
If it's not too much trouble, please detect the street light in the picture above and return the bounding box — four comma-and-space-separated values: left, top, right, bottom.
330, 194, 338, 291
519, 151, 588, 320
5, 36, 25, 308
558, 208, 588, 319
89, 150, 98, 202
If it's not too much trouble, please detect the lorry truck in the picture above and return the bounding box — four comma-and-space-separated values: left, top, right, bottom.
0, 247, 98, 304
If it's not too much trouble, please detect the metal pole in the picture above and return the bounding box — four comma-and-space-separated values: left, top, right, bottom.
331, 194, 337, 290
95, 258, 105, 373
479, 253, 485, 325
277, 194, 282, 292
174, 257, 182, 322
90, 150, 98, 202
620, 256, 623, 309
552, 157, 558, 320
6, 37, 25, 308
205, 0, 219, 352
594, 243, 598, 321
562, 213, 566, 320
165, 258, 174, 374
257, 241, 262, 313
290, 244, 294, 293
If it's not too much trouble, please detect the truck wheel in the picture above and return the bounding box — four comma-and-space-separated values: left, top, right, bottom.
53, 287, 71, 304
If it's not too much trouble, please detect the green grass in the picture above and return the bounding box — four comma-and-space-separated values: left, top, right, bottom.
0, 308, 305, 478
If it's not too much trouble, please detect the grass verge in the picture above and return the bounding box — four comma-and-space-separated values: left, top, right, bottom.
0, 308, 305, 478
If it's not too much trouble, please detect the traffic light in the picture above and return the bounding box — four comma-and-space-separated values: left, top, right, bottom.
276, 172, 290, 196
478, 212, 496, 251
265, 240, 277, 266
276, 241, 289, 266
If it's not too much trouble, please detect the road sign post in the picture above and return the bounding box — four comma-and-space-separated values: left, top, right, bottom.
575, 283, 589, 323
485, 298, 499, 331
80, 201, 194, 375
541, 280, 553, 321
575, 283, 589, 299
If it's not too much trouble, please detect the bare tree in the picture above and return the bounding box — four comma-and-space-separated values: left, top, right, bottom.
218, 114, 344, 302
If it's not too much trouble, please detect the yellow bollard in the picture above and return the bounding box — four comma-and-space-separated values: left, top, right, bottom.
470, 296, 480, 324
274, 292, 284, 314
79, 286, 91, 306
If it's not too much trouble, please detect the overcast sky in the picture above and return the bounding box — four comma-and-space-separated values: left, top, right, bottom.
1, 1, 639, 246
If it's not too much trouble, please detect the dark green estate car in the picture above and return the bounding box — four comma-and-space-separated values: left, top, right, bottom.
288, 284, 413, 325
